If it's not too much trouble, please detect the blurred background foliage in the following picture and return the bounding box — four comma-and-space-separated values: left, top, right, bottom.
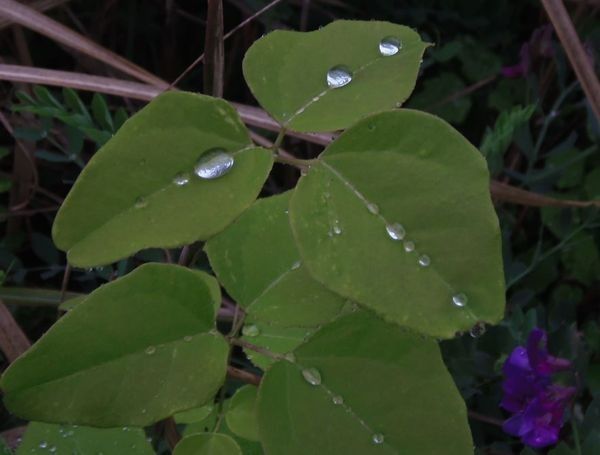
0, 1, 598, 454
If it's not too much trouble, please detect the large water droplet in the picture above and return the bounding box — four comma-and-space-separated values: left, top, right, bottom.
145, 345, 156, 355
418, 254, 430, 267
452, 293, 468, 307
470, 322, 486, 338
372, 433, 385, 445
386, 223, 405, 240
403, 240, 415, 252
379, 36, 402, 56
173, 172, 190, 186
326, 65, 352, 88
301, 367, 322, 386
366, 202, 379, 215
242, 324, 260, 337
332, 395, 344, 405
39, 441, 48, 449
194, 148, 234, 179
134, 196, 148, 209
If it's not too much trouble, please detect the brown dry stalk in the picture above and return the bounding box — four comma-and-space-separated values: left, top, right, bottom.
0, 0, 168, 88
540, 0, 600, 120
0, 303, 31, 363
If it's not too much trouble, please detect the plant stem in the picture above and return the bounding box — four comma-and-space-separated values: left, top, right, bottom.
229, 337, 287, 361
571, 418, 582, 455
227, 366, 261, 386
271, 127, 287, 152
274, 154, 317, 169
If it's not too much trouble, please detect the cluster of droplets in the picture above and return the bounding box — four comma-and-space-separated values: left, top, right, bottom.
134, 147, 235, 210
325, 36, 403, 89
300, 366, 385, 446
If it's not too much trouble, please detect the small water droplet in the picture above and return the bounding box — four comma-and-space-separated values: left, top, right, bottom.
39, 441, 48, 449
291, 260, 301, 270
366, 202, 379, 214
452, 293, 468, 307
332, 221, 343, 235
242, 324, 260, 337
184, 335, 193, 342
173, 172, 190, 186
141, 408, 147, 414
385, 223, 405, 240
49, 446, 57, 453
470, 322, 486, 338
326, 65, 352, 88
122, 426, 129, 431
301, 367, 322, 386
418, 254, 431, 267
284, 352, 296, 363
332, 395, 344, 405
145, 346, 156, 355
134, 196, 147, 209
372, 433, 385, 445
403, 240, 415, 252
379, 36, 402, 56
194, 148, 234, 179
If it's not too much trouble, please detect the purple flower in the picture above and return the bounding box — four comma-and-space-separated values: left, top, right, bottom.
501, 328, 576, 449
501, 25, 554, 79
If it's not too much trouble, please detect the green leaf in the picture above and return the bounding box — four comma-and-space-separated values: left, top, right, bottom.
174, 433, 242, 455
205, 192, 348, 366
32, 86, 63, 110
62, 88, 91, 121
289, 110, 504, 338
257, 311, 473, 454
91, 93, 114, 132
0, 147, 11, 160
16, 422, 153, 454
243, 20, 429, 132
175, 404, 215, 424
0, 177, 12, 193
52, 91, 273, 267
1, 263, 228, 427
226, 385, 259, 441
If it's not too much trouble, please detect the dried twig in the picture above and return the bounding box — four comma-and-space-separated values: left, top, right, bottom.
540, 0, 600, 120
0, 303, 31, 363
0, 0, 168, 88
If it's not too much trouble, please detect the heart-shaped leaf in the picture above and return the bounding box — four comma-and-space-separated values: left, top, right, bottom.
243, 20, 429, 132
257, 311, 473, 454
289, 110, 505, 338
53, 91, 273, 267
173, 433, 241, 455
16, 422, 154, 455
205, 192, 348, 367
1, 263, 228, 427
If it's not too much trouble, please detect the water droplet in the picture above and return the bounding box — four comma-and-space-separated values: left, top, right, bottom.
242, 324, 260, 337
301, 367, 322, 386
332, 395, 344, 405
49, 446, 57, 453
194, 148, 234, 179
291, 260, 301, 270
145, 345, 156, 355
284, 352, 296, 363
173, 172, 190, 186
385, 223, 405, 240
452, 293, 468, 307
39, 441, 48, 449
366, 202, 379, 214
379, 36, 402, 56
418, 254, 430, 267
134, 196, 147, 209
141, 408, 147, 414
470, 322, 486, 338
403, 240, 415, 252
332, 221, 342, 235
372, 433, 385, 444
122, 426, 129, 431
184, 335, 193, 342
326, 65, 352, 88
